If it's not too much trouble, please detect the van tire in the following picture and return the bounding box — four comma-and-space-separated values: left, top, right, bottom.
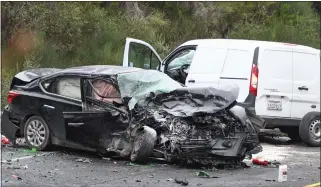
299, 112, 320, 147
130, 126, 157, 164
279, 127, 301, 141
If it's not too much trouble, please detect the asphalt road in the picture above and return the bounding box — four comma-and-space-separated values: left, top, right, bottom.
1, 130, 320, 187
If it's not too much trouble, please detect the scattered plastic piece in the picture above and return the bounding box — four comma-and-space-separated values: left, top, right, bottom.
265, 179, 276, 182
128, 162, 155, 167
252, 159, 268, 166
24, 165, 28, 169
12, 175, 22, 180
102, 157, 111, 161
196, 171, 210, 178
167, 178, 174, 182
75, 158, 91, 163
175, 178, 189, 186
2, 135, 10, 145
135, 180, 141, 182
31, 148, 37, 152
278, 165, 288, 182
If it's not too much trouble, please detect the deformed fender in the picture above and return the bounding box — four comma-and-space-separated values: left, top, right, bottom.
229, 106, 247, 124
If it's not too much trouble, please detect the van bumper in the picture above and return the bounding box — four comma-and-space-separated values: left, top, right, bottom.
1, 107, 19, 144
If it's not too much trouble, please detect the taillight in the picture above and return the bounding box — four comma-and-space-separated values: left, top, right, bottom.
250, 64, 258, 96
7, 91, 20, 103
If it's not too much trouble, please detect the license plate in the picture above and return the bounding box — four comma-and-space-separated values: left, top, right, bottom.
267, 100, 282, 111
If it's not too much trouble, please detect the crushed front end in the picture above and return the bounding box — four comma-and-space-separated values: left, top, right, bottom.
130, 87, 262, 166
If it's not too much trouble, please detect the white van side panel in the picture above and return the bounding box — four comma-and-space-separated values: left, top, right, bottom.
185, 47, 228, 88
291, 50, 320, 118
256, 48, 293, 118
218, 49, 253, 102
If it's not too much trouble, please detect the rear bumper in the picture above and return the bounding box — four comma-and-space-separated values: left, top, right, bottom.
1, 107, 19, 143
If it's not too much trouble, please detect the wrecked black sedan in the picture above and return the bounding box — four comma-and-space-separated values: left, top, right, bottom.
1, 65, 264, 165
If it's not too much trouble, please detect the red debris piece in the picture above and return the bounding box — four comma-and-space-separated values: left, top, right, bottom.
252, 158, 269, 166
12, 175, 22, 180
2, 135, 10, 145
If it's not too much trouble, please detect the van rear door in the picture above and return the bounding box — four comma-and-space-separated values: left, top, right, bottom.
255, 47, 293, 118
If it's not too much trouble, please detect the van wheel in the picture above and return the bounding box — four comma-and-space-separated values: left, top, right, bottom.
130, 126, 157, 164
24, 116, 51, 151
279, 127, 301, 141
299, 112, 320, 147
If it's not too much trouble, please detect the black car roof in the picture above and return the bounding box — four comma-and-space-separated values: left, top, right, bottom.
58, 65, 143, 75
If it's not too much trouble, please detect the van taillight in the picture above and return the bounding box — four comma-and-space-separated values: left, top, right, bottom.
7, 91, 20, 103
250, 64, 258, 96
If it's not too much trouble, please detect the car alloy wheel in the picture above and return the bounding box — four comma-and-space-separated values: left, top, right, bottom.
26, 119, 46, 147
24, 116, 50, 150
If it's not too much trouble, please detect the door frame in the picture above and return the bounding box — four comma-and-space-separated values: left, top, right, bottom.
122, 37, 162, 69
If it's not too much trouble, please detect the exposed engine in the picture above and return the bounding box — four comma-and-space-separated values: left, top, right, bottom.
132, 107, 259, 166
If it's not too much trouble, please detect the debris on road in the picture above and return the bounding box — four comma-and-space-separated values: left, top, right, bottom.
167, 178, 174, 182
135, 180, 141, 182
196, 171, 210, 178
2, 135, 10, 145
23, 165, 28, 170
278, 165, 288, 182
147, 174, 155, 178
11, 175, 22, 181
102, 157, 111, 161
252, 158, 269, 166
128, 162, 155, 167
75, 158, 92, 163
175, 178, 189, 186
265, 179, 276, 182
23, 148, 37, 153
241, 161, 251, 168
7, 166, 21, 170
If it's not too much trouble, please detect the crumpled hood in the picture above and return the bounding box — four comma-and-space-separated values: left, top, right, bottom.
137, 86, 240, 117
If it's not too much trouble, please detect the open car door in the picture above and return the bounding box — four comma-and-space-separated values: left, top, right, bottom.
123, 37, 162, 70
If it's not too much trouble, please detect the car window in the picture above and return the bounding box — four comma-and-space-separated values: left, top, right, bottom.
42, 76, 81, 100
166, 49, 196, 70
128, 42, 160, 70
89, 79, 122, 104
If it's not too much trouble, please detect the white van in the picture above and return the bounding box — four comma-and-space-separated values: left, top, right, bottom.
122, 38, 320, 147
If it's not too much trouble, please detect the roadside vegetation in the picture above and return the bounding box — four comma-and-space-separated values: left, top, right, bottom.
1, 2, 320, 108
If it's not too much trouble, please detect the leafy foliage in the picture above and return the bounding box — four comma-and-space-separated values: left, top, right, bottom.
1, 1, 320, 108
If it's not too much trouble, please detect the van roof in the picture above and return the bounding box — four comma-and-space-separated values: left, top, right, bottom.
180, 39, 319, 52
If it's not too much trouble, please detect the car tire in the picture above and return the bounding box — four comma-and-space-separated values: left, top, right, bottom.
279, 127, 301, 141
24, 116, 51, 151
130, 126, 157, 164
299, 112, 320, 147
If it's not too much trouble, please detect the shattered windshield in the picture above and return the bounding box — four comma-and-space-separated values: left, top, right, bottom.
117, 70, 182, 109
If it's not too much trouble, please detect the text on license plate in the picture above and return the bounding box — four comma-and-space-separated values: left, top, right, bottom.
267, 100, 282, 111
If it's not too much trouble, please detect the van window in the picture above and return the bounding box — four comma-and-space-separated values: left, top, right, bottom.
293, 52, 319, 82
260, 49, 292, 80
220, 49, 252, 79
166, 49, 195, 70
